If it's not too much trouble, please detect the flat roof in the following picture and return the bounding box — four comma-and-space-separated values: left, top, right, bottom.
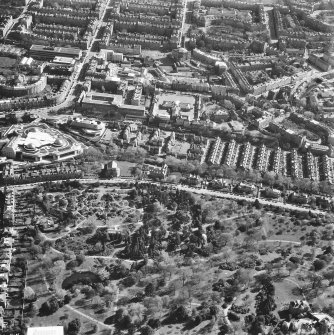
83, 92, 123, 106
120, 104, 145, 111
30, 45, 81, 56
27, 327, 64, 335
53, 56, 75, 65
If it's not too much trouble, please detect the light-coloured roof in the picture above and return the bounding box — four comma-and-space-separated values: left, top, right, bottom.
27, 326, 64, 335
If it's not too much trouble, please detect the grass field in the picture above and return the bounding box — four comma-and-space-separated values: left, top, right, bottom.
0, 56, 16, 69
116, 160, 137, 177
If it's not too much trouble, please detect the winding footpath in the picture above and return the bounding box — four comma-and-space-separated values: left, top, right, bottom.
39, 218, 87, 242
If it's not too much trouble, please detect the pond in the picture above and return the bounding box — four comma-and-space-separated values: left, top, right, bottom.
62, 271, 100, 289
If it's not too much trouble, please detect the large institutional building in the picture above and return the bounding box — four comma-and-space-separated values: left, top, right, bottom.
1, 124, 84, 163
29, 45, 82, 60
67, 117, 106, 136
78, 91, 146, 120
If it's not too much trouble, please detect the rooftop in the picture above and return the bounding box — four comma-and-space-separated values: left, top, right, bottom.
30, 45, 81, 57
82, 92, 124, 106
27, 326, 64, 335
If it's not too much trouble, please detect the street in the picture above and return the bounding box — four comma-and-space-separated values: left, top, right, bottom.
3, 177, 326, 215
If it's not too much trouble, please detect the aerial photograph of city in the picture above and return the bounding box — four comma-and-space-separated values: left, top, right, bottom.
3, 0, 334, 334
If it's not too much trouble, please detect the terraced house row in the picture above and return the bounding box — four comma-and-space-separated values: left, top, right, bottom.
14, 0, 108, 49
105, 0, 186, 51
203, 137, 334, 183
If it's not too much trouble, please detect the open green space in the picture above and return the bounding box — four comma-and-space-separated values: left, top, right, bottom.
13, 181, 334, 335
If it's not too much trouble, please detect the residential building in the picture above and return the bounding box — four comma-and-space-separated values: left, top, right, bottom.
0, 16, 12, 38
308, 54, 331, 72
142, 163, 168, 179
172, 47, 191, 61
0, 75, 47, 98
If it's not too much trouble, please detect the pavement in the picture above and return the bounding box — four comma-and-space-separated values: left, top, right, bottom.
64, 304, 113, 329
176, 185, 325, 214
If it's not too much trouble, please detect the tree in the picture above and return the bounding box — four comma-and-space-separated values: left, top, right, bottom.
7, 113, 18, 125
68, 319, 81, 335
286, 262, 298, 275
76, 253, 85, 265
22, 112, 32, 123
92, 296, 104, 309
313, 259, 326, 271
220, 322, 232, 335
141, 325, 155, 335
145, 283, 155, 297
94, 229, 109, 251
168, 305, 188, 323
97, 268, 110, 281
263, 172, 276, 186
143, 297, 163, 317
30, 244, 43, 257
130, 166, 142, 179
324, 270, 334, 285
40, 296, 59, 315
48, 297, 60, 314
55, 288, 66, 300
212, 232, 233, 249
197, 40, 205, 48
24, 287, 36, 302
128, 303, 147, 325
115, 308, 126, 328
84, 287, 96, 300
254, 199, 262, 209
26, 302, 38, 318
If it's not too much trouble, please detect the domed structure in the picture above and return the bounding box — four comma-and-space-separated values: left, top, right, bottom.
53, 137, 62, 147
24, 142, 37, 152
28, 127, 38, 133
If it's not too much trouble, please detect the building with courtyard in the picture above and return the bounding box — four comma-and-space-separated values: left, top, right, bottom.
1, 124, 84, 163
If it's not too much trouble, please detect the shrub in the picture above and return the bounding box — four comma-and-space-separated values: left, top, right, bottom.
68, 318, 81, 335
228, 311, 240, 321
122, 276, 137, 287
147, 318, 161, 329
225, 296, 233, 303
313, 259, 326, 271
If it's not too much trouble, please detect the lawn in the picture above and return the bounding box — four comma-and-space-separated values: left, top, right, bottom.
116, 160, 137, 177
274, 279, 303, 311
0, 56, 17, 75
0, 56, 16, 68
26, 253, 115, 335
